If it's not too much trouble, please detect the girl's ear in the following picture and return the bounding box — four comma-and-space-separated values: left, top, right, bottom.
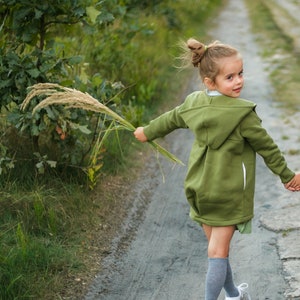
204, 77, 215, 90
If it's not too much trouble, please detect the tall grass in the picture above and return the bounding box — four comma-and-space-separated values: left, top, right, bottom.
0, 182, 86, 299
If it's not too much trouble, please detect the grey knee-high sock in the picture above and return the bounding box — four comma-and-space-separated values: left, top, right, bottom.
224, 259, 239, 297
205, 258, 228, 300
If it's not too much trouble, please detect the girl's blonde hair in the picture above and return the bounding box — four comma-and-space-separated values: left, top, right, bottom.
181, 38, 240, 83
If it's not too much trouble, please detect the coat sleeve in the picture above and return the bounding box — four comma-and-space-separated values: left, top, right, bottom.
143, 105, 188, 141
240, 111, 294, 183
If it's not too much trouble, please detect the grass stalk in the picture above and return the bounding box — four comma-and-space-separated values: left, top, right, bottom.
22, 83, 184, 166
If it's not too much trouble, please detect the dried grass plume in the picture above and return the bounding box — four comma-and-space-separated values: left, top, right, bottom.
22, 83, 184, 165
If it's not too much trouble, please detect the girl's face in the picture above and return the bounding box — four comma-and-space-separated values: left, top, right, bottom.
206, 55, 244, 98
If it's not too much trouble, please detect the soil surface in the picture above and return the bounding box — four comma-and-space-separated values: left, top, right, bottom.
83, 0, 300, 299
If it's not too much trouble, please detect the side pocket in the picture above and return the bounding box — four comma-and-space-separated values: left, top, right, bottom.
242, 162, 246, 190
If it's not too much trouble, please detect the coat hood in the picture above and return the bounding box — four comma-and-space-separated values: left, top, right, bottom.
179, 92, 257, 149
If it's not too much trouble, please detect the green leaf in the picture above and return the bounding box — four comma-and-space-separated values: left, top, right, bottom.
96, 11, 115, 25
36, 161, 45, 174
26, 68, 40, 78
46, 160, 57, 168
34, 8, 43, 19
45, 107, 57, 120
77, 125, 91, 134
0, 79, 13, 89
31, 124, 40, 136
86, 6, 100, 24
68, 55, 83, 65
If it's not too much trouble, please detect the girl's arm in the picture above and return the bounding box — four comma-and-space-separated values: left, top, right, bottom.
133, 104, 187, 143
241, 111, 295, 183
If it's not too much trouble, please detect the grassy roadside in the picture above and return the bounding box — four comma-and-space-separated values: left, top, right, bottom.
244, 0, 300, 161
245, 0, 300, 112
0, 1, 225, 299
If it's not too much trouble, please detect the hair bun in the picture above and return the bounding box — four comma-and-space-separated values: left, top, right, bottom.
187, 38, 206, 67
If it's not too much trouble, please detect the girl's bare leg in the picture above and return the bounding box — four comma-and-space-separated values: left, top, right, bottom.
202, 224, 239, 300
202, 224, 235, 257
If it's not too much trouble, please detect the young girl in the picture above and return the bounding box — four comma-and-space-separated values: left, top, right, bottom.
134, 38, 300, 300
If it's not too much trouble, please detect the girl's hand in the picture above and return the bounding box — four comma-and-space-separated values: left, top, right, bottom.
134, 127, 148, 143
284, 173, 300, 191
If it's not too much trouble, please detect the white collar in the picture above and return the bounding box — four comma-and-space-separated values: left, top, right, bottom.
206, 89, 222, 96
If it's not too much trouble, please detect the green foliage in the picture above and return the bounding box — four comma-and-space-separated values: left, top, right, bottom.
0, 0, 222, 182
0, 0, 87, 106
0, 0, 92, 172
0, 0, 223, 298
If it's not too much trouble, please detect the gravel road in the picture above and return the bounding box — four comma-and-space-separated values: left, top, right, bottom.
85, 0, 300, 299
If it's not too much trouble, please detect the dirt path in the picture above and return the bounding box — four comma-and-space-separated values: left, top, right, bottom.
85, 0, 299, 299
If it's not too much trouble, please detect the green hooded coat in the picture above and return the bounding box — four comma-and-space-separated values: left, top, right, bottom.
143, 91, 294, 226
